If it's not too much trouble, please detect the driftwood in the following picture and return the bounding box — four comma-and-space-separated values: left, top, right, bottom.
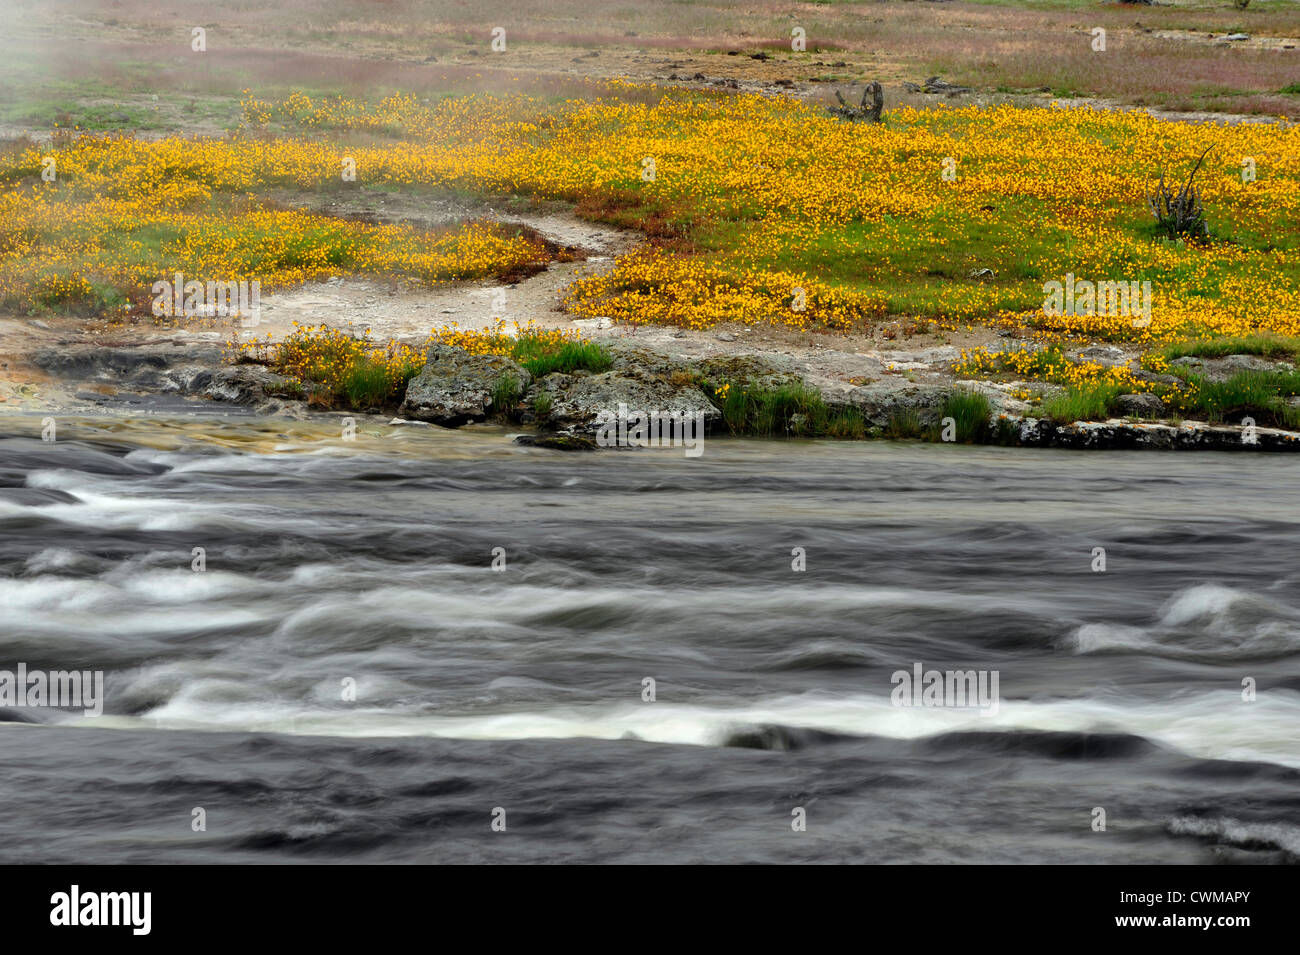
1147, 146, 1214, 239
903, 76, 973, 95
830, 82, 883, 122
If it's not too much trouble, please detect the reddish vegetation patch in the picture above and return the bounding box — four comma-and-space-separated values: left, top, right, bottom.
2, 0, 1297, 120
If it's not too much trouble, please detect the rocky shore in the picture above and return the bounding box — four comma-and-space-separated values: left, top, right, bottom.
8, 326, 1298, 453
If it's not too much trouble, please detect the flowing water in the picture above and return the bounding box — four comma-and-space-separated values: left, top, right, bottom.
1, 413, 1298, 864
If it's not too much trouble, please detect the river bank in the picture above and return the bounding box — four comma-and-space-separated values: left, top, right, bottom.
3, 305, 1296, 452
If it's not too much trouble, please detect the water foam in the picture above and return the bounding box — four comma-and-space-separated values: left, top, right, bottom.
81, 688, 1300, 770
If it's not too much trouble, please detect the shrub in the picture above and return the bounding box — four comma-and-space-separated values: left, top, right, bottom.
248, 322, 423, 410
1146, 146, 1213, 240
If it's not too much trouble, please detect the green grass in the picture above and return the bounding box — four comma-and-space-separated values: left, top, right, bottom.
883, 408, 927, 440
340, 355, 420, 409
693, 198, 1061, 319
825, 409, 867, 439
1160, 334, 1300, 364
1042, 381, 1127, 424
712, 380, 867, 437
701, 385, 1007, 442
511, 339, 613, 377
940, 388, 993, 442
1177, 369, 1300, 425
490, 373, 524, 414
876, 389, 1008, 442
532, 390, 555, 419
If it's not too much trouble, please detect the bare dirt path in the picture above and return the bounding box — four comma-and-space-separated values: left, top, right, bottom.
241, 191, 1009, 401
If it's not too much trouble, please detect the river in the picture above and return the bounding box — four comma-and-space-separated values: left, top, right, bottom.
1, 413, 1298, 863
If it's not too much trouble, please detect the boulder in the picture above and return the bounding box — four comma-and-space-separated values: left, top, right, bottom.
695, 353, 806, 393
1072, 345, 1131, 367
603, 341, 693, 378
536, 370, 721, 435
400, 344, 531, 426
951, 379, 1035, 416
32, 347, 171, 381
513, 433, 598, 451
1129, 368, 1181, 387
837, 384, 951, 428
202, 365, 293, 406
1169, 354, 1291, 382
1113, 392, 1166, 418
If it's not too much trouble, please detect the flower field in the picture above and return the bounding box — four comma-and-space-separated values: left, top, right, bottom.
233, 319, 606, 409
2, 85, 1297, 348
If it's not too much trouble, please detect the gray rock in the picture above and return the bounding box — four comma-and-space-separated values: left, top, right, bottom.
1129, 369, 1181, 387
537, 370, 721, 435
165, 365, 215, 392
951, 379, 1030, 415
1074, 345, 1130, 366
129, 369, 173, 391
1222, 353, 1291, 373
513, 433, 598, 451
604, 341, 692, 378
695, 353, 805, 392
839, 384, 951, 428
880, 346, 960, 365
1014, 417, 1300, 452
1169, 353, 1289, 382
1113, 392, 1166, 418
203, 365, 292, 406
32, 347, 169, 380
400, 344, 531, 426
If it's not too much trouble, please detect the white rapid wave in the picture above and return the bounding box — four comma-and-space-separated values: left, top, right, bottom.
72, 687, 1300, 770
1071, 583, 1300, 659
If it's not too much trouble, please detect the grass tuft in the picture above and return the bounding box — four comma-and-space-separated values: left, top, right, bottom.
1042, 382, 1126, 424
1160, 335, 1300, 364
712, 380, 868, 438
940, 389, 993, 442
512, 338, 612, 377
490, 373, 523, 415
